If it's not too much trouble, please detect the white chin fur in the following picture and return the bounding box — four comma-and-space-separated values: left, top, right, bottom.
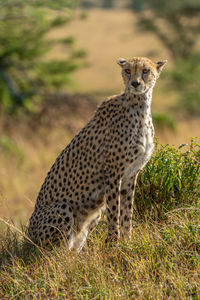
130, 89, 146, 95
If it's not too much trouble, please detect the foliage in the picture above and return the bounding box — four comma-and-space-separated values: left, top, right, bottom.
135, 139, 200, 219
129, 0, 200, 59
168, 53, 200, 116
0, 0, 85, 114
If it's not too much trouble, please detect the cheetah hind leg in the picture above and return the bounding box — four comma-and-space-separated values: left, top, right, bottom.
28, 201, 74, 249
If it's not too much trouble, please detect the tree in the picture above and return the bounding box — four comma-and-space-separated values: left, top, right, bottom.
129, 0, 200, 59
0, 0, 85, 114
129, 0, 200, 116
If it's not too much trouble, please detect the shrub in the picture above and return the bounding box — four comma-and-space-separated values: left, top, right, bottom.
135, 138, 200, 219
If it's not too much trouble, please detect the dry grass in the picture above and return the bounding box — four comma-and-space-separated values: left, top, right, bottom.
0, 208, 200, 299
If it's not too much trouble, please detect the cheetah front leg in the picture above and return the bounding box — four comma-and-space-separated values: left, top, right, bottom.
119, 173, 138, 240
71, 210, 103, 252
104, 170, 121, 243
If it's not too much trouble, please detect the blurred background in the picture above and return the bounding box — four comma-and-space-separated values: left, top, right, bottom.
0, 0, 199, 226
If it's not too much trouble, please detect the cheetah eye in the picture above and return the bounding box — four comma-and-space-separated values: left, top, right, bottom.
125, 69, 131, 75
143, 68, 149, 74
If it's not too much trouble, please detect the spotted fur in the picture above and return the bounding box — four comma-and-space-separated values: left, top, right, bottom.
28, 57, 167, 251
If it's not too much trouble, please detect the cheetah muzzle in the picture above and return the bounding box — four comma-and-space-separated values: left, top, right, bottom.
28, 57, 167, 252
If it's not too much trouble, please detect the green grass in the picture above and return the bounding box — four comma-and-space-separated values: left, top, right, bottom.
0, 139, 200, 299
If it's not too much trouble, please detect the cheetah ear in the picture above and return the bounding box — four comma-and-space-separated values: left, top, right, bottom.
156, 60, 168, 73
117, 58, 127, 67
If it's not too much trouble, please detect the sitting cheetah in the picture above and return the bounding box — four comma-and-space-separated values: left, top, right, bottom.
28, 57, 167, 251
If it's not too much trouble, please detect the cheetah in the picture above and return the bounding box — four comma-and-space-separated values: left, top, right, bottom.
28, 57, 167, 251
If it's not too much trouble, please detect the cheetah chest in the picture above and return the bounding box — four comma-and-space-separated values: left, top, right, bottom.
137, 124, 154, 166
122, 118, 154, 181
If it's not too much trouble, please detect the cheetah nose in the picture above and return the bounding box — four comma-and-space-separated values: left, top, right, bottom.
131, 81, 140, 88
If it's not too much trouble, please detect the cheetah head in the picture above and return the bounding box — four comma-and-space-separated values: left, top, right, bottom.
117, 57, 167, 95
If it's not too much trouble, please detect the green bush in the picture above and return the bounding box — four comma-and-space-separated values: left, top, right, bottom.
135, 139, 200, 219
